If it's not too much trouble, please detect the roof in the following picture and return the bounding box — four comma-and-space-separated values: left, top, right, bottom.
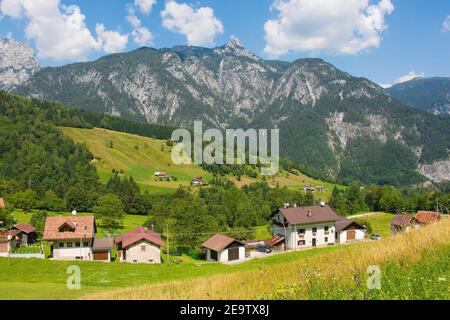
0, 229, 20, 243
13, 223, 36, 234
264, 236, 285, 247
335, 217, 366, 233
92, 237, 115, 251
115, 226, 165, 248
416, 211, 440, 224
277, 206, 340, 226
43, 216, 96, 241
390, 214, 415, 228
201, 234, 245, 252
0, 197, 5, 209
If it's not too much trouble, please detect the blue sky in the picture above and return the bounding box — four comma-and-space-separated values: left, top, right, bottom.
0, 0, 449, 86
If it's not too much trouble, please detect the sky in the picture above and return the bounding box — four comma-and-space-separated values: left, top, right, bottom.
0, 0, 449, 87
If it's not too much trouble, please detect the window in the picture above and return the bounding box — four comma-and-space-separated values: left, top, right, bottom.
149, 259, 154, 263
210, 250, 218, 261
298, 240, 306, 246
133, 260, 138, 263
83, 242, 89, 247
324, 226, 329, 234
67, 242, 73, 248
297, 229, 306, 237
325, 237, 328, 242
312, 227, 317, 235
75, 242, 81, 248
58, 242, 64, 248
141, 245, 147, 252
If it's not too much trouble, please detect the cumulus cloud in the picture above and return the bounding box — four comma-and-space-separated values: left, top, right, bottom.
126, 4, 153, 46
0, 0, 128, 61
443, 15, 450, 32
264, 0, 394, 57
134, 0, 156, 14
161, 0, 224, 46
381, 71, 425, 88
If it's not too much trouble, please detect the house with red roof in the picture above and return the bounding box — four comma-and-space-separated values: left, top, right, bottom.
115, 226, 165, 264
416, 211, 441, 225
12, 223, 37, 246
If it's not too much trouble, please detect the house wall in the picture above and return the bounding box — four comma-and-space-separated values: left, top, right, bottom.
53, 240, 93, 261
122, 240, 161, 264
338, 229, 366, 244
206, 247, 246, 262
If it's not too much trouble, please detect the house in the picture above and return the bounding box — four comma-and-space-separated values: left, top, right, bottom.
202, 234, 246, 262
264, 235, 285, 252
316, 186, 326, 192
115, 226, 165, 264
154, 172, 170, 180
272, 205, 340, 250
0, 197, 5, 209
0, 230, 20, 255
335, 217, 366, 243
12, 223, 37, 246
43, 216, 96, 261
92, 237, 114, 262
191, 177, 204, 186
390, 214, 417, 235
416, 211, 440, 225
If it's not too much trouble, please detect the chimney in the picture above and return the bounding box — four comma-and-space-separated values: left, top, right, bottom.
307, 209, 312, 218
320, 201, 326, 207
284, 203, 290, 208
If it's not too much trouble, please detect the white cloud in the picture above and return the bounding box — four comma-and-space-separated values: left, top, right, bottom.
264, 0, 394, 57
0, 0, 128, 61
134, 0, 156, 14
96, 23, 129, 53
381, 71, 425, 88
126, 4, 153, 46
161, 0, 224, 46
443, 15, 450, 32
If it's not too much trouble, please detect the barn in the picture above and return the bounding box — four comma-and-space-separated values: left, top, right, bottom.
335, 217, 366, 244
202, 234, 246, 263
92, 237, 114, 262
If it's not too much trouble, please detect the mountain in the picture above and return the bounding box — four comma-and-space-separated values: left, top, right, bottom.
6, 40, 450, 186
386, 77, 450, 115
0, 38, 40, 91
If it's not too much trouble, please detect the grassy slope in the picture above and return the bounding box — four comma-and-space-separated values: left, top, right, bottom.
61, 127, 344, 199
354, 213, 393, 238
85, 218, 450, 300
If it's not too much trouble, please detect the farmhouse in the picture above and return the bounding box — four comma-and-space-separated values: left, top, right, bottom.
416, 211, 440, 225
202, 234, 246, 262
115, 226, 165, 264
272, 205, 340, 250
335, 217, 366, 243
390, 214, 417, 235
43, 216, 96, 261
12, 223, 37, 246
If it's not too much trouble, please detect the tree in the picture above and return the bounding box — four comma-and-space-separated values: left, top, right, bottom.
304, 191, 315, 206
0, 203, 14, 228
40, 190, 65, 212
10, 190, 38, 212
65, 185, 98, 212
93, 194, 125, 229
30, 211, 48, 237
379, 187, 404, 213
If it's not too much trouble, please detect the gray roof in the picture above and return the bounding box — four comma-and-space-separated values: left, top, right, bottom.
278, 206, 340, 225
335, 217, 366, 233
92, 237, 114, 251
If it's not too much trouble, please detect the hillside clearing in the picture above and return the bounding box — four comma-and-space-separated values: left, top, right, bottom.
84, 219, 450, 300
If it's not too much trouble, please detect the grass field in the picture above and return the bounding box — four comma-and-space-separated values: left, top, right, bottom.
354, 213, 393, 238
61, 127, 344, 199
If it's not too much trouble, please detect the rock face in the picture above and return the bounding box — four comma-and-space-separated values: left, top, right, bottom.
11, 40, 450, 185
0, 39, 40, 91
386, 77, 450, 115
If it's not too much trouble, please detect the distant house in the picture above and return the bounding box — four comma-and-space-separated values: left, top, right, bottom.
335, 217, 366, 243
0, 197, 5, 209
43, 216, 96, 261
416, 211, 441, 225
264, 235, 285, 252
115, 226, 165, 264
316, 186, 326, 192
12, 223, 37, 246
202, 234, 246, 263
92, 237, 114, 262
154, 172, 170, 180
272, 205, 340, 250
390, 214, 417, 235
191, 177, 204, 186
0, 230, 20, 255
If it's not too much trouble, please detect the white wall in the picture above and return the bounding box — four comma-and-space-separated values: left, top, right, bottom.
122, 240, 161, 264
53, 240, 92, 261
206, 247, 245, 262
338, 229, 366, 244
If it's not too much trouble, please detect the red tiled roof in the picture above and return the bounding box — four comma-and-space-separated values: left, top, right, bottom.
278, 206, 340, 226
264, 236, 285, 247
202, 234, 245, 251
416, 211, 440, 224
0, 198, 5, 209
0, 230, 20, 243
13, 223, 36, 234
115, 226, 165, 248
43, 216, 96, 241
92, 237, 115, 250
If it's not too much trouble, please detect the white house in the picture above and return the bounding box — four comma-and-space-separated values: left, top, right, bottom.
272, 205, 340, 250
202, 234, 246, 263
43, 216, 96, 261
335, 217, 366, 244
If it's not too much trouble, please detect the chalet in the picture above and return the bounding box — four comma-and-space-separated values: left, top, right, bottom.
272, 205, 340, 250
115, 226, 165, 264
390, 214, 417, 235
416, 211, 440, 225
202, 234, 246, 262
43, 216, 96, 261
12, 223, 37, 246
0, 230, 20, 255
0, 197, 5, 209
335, 217, 366, 243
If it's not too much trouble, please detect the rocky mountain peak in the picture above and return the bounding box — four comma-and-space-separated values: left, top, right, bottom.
0, 38, 40, 91
213, 38, 261, 61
